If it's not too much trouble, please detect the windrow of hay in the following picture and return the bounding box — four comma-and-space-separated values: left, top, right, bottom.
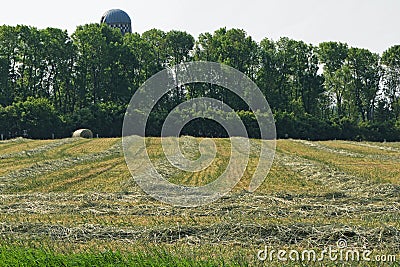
0, 221, 398, 250
348, 140, 400, 152
291, 139, 362, 157
280, 139, 400, 185
0, 138, 78, 159
0, 142, 122, 192
63, 138, 119, 156
0, 137, 28, 144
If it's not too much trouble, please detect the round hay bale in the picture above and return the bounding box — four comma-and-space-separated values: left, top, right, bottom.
72, 129, 93, 139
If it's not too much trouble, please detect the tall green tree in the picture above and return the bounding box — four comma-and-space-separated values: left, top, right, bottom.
323, 64, 353, 117
317, 41, 348, 73
15, 26, 48, 99
0, 57, 9, 106
165, 30, 195, 108
257, 38, 287, 112
72, 24, 128, 107
317, 42, 349, 118
346, 48, 381, 121
141, 29, 168, 72
165, 30, 194, 67
0, 25, 19, 105
382, 45, 400, 120
258, 37, 324, 115
194, 28, 259, 110
123, 33, 151, 90
40, 28, 76, 113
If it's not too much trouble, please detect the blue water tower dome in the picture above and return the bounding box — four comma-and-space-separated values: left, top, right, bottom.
100, 9, 132, 35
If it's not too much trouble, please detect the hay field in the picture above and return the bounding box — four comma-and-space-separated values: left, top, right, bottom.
0, 137, 399, 266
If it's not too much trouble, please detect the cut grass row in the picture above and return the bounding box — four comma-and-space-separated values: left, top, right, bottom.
279, 139, 400, 185
1, 140, 123, 193
0, 139, 54, 155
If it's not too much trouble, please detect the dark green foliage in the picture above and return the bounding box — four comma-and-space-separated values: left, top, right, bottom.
274, 112, 338, 140
0, 24, 399, 140
0, 97, 61, 139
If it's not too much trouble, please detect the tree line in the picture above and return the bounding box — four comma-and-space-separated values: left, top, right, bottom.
0, 24, 399, 140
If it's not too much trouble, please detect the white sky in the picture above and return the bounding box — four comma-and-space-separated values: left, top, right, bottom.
1, 0, 399, 54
